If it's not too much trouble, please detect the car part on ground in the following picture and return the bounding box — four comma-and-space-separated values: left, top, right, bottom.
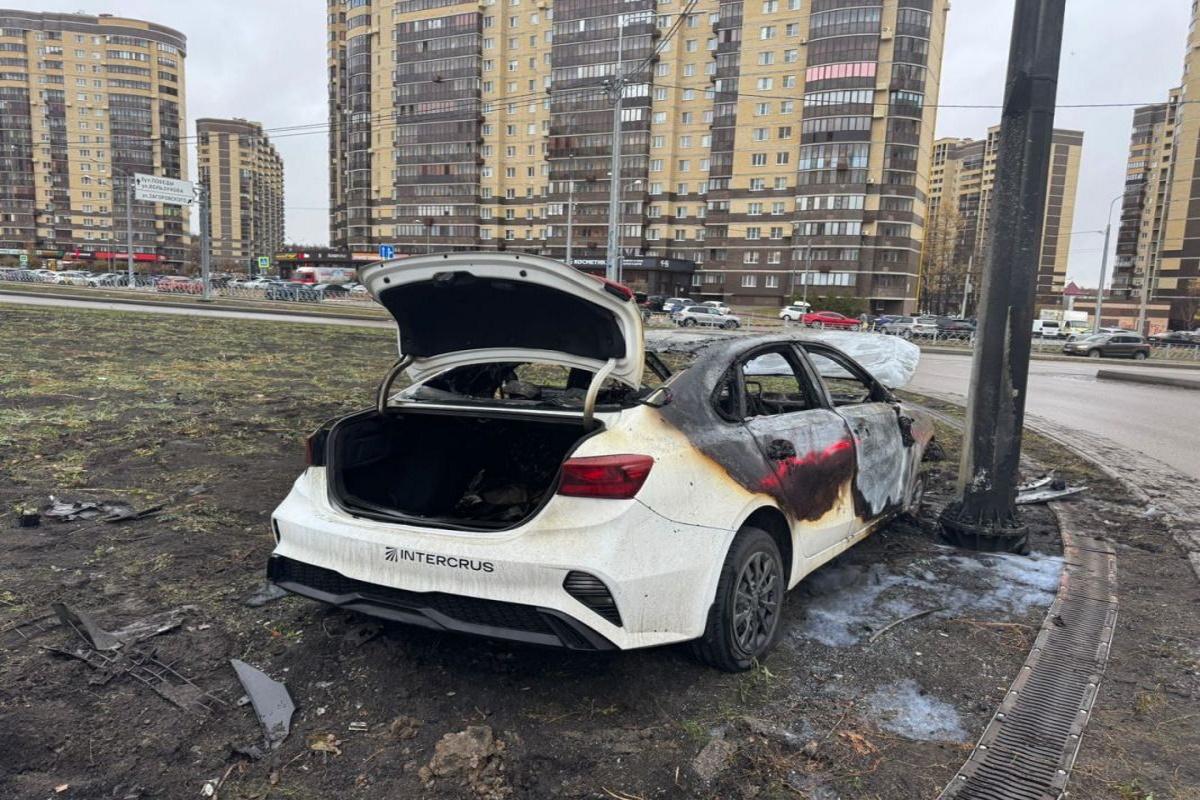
231, 659, 295, 754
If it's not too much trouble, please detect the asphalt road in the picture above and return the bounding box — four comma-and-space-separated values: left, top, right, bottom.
909, 352, 1200, 480
6, 290, 1197, 479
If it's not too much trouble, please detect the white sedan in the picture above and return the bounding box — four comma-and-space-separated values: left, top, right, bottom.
266, 253, 935, 670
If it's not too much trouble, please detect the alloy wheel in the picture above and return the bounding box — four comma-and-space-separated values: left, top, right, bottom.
732, 551, 781, 655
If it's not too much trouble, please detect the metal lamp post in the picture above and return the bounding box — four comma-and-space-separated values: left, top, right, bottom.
1093, 193, 1124, 332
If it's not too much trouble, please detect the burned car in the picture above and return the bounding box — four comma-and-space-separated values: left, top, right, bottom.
267, 253, 934, 671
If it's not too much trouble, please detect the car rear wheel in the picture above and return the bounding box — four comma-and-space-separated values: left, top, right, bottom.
722, 320, 737, 329
683, 318, 697, 327
693, 527, 784, 672
1134, 351, 1147, 360
812, 321, 825, 329
1088, 349, 1101, 359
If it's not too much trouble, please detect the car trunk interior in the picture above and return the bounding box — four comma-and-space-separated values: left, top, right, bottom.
328, 411, 593, 529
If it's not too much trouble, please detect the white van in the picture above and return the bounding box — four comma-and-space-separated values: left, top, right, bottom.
1032, 319, 1062, 338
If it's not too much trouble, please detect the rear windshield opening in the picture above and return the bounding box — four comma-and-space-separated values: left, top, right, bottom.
411, 362, 645, 409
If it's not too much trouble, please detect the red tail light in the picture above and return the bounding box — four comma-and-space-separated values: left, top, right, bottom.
558, 455, 654, 499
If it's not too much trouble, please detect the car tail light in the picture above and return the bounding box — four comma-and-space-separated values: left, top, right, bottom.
558, 455, 653, 499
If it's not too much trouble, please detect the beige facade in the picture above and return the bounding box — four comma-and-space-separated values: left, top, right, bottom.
328, 0, 949, 311
0, 10, 188, 267
197, 118, 285, 268
1115, 2, 1200, 329
923, 126, 1082, 314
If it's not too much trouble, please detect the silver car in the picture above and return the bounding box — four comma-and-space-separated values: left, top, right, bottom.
881, 315, 938, 338
673, 305, 742, 329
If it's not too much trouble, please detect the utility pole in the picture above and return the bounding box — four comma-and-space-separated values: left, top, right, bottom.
125, 175, 135, 288
801, 242, 813, 307
198, 183, 212, 301
939, 0, 1066, 554
604, 22, 625, 283
565, 155, 576, 267
1138, 126, 1177, 334
1094, 193, 1123, 332
960, 256, 973, 319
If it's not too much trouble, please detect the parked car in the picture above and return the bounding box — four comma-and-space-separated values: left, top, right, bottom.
1032, 319, 1064, 338
86, 272, 123, 287
313, 283, 349, 299
935, 317, 976, 338
265, 281, 319, 302
52, 270, 91, 286
778, 304, 811, 322
880, 316, 939, 338
662, 297, 696, 313
701, 300, 731, 315
674, 305, 742, 329
802, 311, 861, 330
1061, 333, 1151, 360
1065, 326, 1128, 342
342, 281, 371, 295
1148, 330, 1198, 347
265, 252, 935, 670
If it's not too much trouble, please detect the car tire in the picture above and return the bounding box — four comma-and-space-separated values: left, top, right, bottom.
1088, 349, 1101, 359
1134, 351, 1147, 360
683, 318, 697, 327
902, 472, 928, 519
692, 526, 785, 672
813, 321, 825, 330
722, 320, 736, 329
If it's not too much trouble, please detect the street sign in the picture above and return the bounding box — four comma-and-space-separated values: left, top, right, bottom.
257, 256, 270, 269
18, 253, 28, 265
379, 244, 395, 259
134, 174, 195, 206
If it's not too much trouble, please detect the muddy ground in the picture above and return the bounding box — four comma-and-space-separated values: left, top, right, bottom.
0, 304, 1192, 800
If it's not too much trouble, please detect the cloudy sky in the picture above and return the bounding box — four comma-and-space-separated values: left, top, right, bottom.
37, 0, 1193, 286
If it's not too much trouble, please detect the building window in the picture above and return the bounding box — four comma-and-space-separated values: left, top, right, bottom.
741, 272, 758, 285
766, 274, 780, 287
746, 227, 761, 240
760, 26, 776, 40
750, 178, 765, 191
751, 153, 767, 166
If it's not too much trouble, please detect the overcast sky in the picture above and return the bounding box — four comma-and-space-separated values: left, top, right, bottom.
36, 0, 1193, 286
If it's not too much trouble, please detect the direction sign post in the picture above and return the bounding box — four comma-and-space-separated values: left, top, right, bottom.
134, 174, 195, 206
256, 256, 270, 277
18, 253, 28, 266
378, 244, 395, 260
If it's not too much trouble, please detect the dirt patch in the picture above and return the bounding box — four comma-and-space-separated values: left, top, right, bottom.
0, 304, 1152, 800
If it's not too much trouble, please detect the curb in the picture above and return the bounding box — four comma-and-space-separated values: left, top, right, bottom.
1096, 369, 1200, 390
0, 288, 389, 324
920, 345, 1200, 371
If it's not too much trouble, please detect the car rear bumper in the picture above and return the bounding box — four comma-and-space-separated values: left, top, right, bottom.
267, 554, 616, 650
268, 469, 733, 651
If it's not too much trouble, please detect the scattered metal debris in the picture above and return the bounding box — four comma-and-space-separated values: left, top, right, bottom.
348, 721, 369, 732
231, 659, 295, 752
2, 612, 61, 642
1016, 484, 1087, 505
41, 496, 162, 524
16, 506, 40, 527
45, 603, 223, 714
52, 602, 122, 650
242, 581, 288, 608
107, 606, 194, 645
1017, 473, 1056, 492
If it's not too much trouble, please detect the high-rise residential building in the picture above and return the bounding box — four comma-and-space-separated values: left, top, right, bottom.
922, 126, 1082, 315
0, 10, 188, 268
1113, 2, 1200, 330
197, 118, 285, 269
327, 0, 949, 311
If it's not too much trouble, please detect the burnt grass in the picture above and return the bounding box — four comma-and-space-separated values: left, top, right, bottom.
0, 304, 1189, 800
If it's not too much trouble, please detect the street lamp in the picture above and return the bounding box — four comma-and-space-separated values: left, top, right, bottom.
1094, 193, 1125, 333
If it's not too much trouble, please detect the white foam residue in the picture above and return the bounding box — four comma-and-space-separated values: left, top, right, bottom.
866, 680, 968, 742
795, 549, 1063, 647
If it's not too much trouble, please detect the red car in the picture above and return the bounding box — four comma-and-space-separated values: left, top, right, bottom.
802, 310, 862, 330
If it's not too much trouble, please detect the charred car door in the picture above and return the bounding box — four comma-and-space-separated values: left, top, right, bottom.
733, 346, 858, 558
799, 344, 910, 527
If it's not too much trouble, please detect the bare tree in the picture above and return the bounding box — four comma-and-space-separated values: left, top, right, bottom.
920, 207, 969, 316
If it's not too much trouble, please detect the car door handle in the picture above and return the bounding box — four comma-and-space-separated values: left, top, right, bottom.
765, 439, 796, 461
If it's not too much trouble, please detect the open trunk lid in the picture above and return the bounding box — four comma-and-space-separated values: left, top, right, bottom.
361, 253, 645, 388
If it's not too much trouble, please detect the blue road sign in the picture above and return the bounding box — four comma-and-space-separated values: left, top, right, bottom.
379, 244, 395, 259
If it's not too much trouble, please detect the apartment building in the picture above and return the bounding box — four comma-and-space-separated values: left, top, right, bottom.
197, 118, 285, 268
923, 126, 1082, 314
0, 10, 188, 267
1113, 2, 1200, 330
327, 0, 949, 311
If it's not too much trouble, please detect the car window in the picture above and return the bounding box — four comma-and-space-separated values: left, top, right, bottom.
803, 349, 880, 407
740, 349, 819, 418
